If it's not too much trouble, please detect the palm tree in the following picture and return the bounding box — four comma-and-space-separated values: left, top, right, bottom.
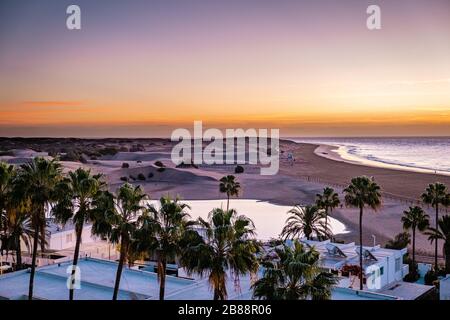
0, 162, 14, 263
133, 196, 194, 300
92, 183, 147, 300
4, 201, 35, 270
425, 215, 450, 274
281, 205, 330, 241
180, 208, 260, 300
14, 158, 62, 300
421, 182, 448, 271
52, 168, 105, 300
343, 176, 381, 290
401, 206, 429, 276
219, 175, 241, 211
0, 162, 15, 233
315, 187, 340, 236
252, 240, 338, 300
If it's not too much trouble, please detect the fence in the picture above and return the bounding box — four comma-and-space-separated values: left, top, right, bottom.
297, 175, 449, 214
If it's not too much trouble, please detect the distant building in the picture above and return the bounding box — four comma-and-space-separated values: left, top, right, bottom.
440, 275, 450, 300
46, 220, 101, 251
295, 239, 435, 300
297, 239, 408, 289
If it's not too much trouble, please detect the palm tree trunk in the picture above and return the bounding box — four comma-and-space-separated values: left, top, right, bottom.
16, 235, 22, 270
359, 205, 363, 291
435, 205, 439, 271
226, 194, 230, 212
159, 258, 166, 300
213, 273, 226, 300
113, 237, 126, 300
412, 228, 416, 275
213, 288, 220, 300
69, 224, 83, 300
28, 219, 40, 300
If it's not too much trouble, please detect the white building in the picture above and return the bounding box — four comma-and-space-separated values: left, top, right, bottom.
295, 239, 433, 299
440, 275, 450, 300
299, 239, 408, 290
46, 220, 102, 251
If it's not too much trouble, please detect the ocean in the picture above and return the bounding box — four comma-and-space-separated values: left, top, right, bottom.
291, 137, 450, 175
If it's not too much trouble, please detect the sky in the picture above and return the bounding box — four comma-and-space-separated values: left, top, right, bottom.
0, 0, 449, 137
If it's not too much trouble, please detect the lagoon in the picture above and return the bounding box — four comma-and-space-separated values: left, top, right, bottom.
150, 199, 348, 240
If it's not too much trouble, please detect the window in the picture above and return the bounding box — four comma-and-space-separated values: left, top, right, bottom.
395, 258, 401, 272
380, 266, 384, 275
66, 233, 73, 243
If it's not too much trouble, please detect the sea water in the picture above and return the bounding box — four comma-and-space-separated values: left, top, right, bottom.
293, 137, 450, 174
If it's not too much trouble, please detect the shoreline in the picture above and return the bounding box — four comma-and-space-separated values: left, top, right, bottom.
311, 142, 450, 177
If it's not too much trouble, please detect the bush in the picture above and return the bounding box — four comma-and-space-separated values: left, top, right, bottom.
98, 147, 118, 156
385, 232, 410, 250
403, 269, 419, 283
424, 270, 438, 285
157, 167, 165, 173
176, 161, 198, 169
148, 172, 154, 179
122, 162, 130, 169
60, 150, 83, 162
120, 176, 128, 182
80, 155, 88, 164
130, 144, 145, 152
234, 165, 244, 174
137, 173, 146, 181
154, 161, 165, 168
137, 160, 142, 164
0, 151, 14, 156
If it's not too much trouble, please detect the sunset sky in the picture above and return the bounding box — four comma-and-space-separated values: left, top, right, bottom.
0, 0, 449, 137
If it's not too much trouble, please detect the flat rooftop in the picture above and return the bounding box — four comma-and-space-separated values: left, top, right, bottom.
378, 281, 434, 300
0, 258, 195, 300
0, 257, 425, 300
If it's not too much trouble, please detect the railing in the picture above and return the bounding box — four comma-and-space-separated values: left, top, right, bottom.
296, 174, 449, 214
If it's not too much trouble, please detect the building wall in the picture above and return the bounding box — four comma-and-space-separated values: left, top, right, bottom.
48, 225, 99, 250
366, 260, 389, 289
440, 276, 450, 300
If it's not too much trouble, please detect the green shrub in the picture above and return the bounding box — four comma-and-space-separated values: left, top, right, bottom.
234, 165, 244, 174
120, 176, 128, 182
424, 270, 438, 285
60, 150, 82, 162
0, 151, 14, 156
80, 155, 88, 164
137, 173, 146, 181
157, 167, 165, 173
154, 161, 165, 168
122, 162, 130, 168
98, 147, 118, 156
148, 172, 154, 179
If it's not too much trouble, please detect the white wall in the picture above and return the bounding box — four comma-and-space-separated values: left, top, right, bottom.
48, 225, 99, 251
